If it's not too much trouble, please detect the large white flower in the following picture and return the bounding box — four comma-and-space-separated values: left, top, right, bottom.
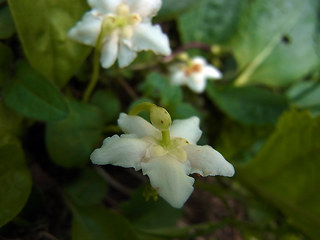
68, 0, 171, 68
91, 112, 234, 208
170, 57, 222, 93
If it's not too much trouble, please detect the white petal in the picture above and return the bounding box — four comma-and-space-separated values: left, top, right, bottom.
90, 135, 148, 170
186, 74, 207, 93
141, 155, 194, 208
204, 66, 222, 79
118, 41, 137, 67
170, 117, 202, 144
118, 113, 159, 138
88, 0, 120, 13
184, 145, 235, 177
131, 23, 171, 56
192, 57, 206, 66
170, 69, 186, 86
100, 32, 119, 68
68, 11, 102, 46
125, 0, 161, 19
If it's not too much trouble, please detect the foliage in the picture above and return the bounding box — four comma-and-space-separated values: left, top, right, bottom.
0, 0, 319, 239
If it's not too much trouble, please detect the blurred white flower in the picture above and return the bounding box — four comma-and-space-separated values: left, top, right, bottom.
91, 112, 234, 208
69, 0, 171, 68
170, 56, 222, 93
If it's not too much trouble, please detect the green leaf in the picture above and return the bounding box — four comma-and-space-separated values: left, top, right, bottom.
8, 0, 91, 87
65, 169, 108, 206
207, 84, 288, 125
90, 90, 121, 123
122, 186, 182, 229
287, 81, 320, 116
178, 0, 245, 44
46, 98, 104, 168
215, 118, 272, 163
139, 72, 182, 108
0, 135, 32, 227
0, 5, 15, 39
0, 42, 13, 88
232, 0, 319, 86
0, 101, 23, 137
71, 206, 139, 240
2, 61, 69, 121
156, 0, 202, 21
238, 111, 320, 239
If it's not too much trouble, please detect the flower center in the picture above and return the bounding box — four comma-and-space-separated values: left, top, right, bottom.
147, 137, 190, 163
103, 3, 142, 38
185, 63, 202, 76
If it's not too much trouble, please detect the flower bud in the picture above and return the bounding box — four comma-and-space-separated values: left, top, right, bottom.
150, 106, 172, 131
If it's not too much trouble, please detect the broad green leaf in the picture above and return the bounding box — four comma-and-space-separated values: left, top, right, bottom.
0, 135, 32, 227
238, 111, 320, 239
65, 169, 108, 206
139, 72, 182, 108
0, 101, 23, 137
90, 90, 121, 123
2, 61, 69, 121
178, 0, 245, 44
157, 0, 202, 21
46, 98, 104, 168
215, 118, 272, 162
171, 102, 202, 120
122, 186, 182, 229
0, 42, 13, 87
232, 0, 319, 86
8, 0, 91, 87
287, 81, 320, 116
0, 5, 15, 39
71, 206, 139, 240
207, 84, 288, 125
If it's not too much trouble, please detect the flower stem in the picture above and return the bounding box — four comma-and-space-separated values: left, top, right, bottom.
82, 45, 101, 103
161, 130, 171, 147
129, 102, 154, 115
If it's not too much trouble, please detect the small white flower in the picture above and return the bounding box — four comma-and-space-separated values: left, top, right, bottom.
68, 0, 171, 68
170, 57, 222, 93
91, 113, 234, 208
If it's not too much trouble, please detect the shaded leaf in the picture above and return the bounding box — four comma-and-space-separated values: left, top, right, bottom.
178, 0, 245, 44
232, 0, 319, 86
90, 90, 121, 123
122, 186, 182, 229
157, 0, 202, 21
207, 84, 288, 125
46, 98, 104, 168
0, 135, 32, 227
2, 61, 69, 121
71, 206, 139, 240
8, 0, 91, 87
287, 81, 320, 116
65, 168, 108, 206
0, 42, 13, 87
238, 110, 320, 239
0, 5, 15, 39
0, 101, 23, 137
139, 72, 182, 108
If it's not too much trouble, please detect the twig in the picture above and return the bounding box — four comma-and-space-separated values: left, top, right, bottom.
117, 77, 138, 100
163, 42, 211, 63
94, 166, 132, 196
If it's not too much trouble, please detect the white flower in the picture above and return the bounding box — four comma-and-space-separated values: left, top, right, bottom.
170, 57, 222, 93
68, 0, 171, 68
90, 113, 234, 208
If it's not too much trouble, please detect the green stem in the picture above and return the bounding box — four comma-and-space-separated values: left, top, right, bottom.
82, 42, 102, 102
129, 102, 154, 115
160, 130, 171, 147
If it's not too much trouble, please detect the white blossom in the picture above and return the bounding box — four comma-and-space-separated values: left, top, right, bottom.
170, 57, 222, 93
91, 113, 234, 208
68, 0, 171, 68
